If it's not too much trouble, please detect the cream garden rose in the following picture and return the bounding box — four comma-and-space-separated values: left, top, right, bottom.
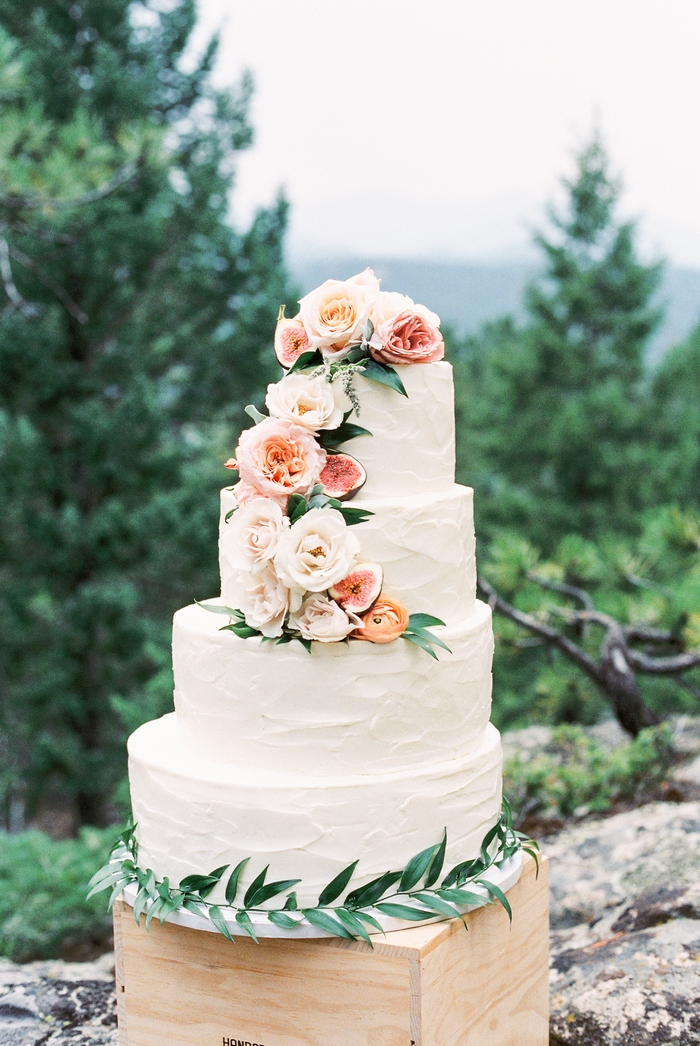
234, 565, 297, 638
265, 374, 344, 432
221, 498, 288, 575
298, 268, 380, 359
274, 508, 360, 593
288, 594, 361, 643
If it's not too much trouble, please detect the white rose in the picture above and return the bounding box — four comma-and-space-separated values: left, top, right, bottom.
298, 268, 380, 359
370, 290, 414, 328
235, 566, 296, 638
274, 508, 360, 592
289, 594, 362, 643
221, 498, 288, 576
265, 374, 344, 432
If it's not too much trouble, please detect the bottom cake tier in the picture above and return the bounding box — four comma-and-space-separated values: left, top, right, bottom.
128, 714, 503, 906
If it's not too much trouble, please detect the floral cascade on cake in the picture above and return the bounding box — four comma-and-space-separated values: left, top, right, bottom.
91, 268, 534, 942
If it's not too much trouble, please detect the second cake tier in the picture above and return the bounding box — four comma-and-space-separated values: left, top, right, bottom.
173, 599, 494, 775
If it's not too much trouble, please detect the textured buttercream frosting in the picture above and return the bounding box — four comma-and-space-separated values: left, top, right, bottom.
129, 713, 502, 906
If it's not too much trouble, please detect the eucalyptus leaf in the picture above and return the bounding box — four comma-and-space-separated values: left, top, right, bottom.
423, 830, 447, 889
345, 870, 402, 909
268, 910, 302, 929
373, 902, 434, 921
246, 879, 302, 908
302, 908, 353, 938
474, 879, 512, 924
235, 910, 259, 943
350, 909, 385, 935
407, 613, 446, 629
404, 625, 452, 653
133, 886, 150, 926
225, 858, 249, 905
318, 860, 359, 906
107, 878, 131, 909
283, 891, 298, 911
399, 843, 440, 893
287, 349, 322, 374
243, 865, 269, 908
403, 631, 439, 659
436, 888, 487, 907
181, 897, 205, 918
411, 892, 461, 919
145, 896, 166, 931
209, 904, 235, 941
333, 907, 373, 944
362, 359, 408, 397
178, 873, 220, 894
195, 599, 240, 616
244, 404, 267, 425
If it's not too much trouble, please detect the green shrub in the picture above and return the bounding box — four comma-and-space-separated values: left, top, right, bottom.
504, 723, 674, 822
0, 827, 115, 961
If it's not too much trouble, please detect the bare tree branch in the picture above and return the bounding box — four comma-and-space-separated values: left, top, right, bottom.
477, 576, 603, 682
627, 649, 700, 674
8, 244, 87, 324
0, 233, 37, 318
528, 572, 595, 610
0, 162, 137, 213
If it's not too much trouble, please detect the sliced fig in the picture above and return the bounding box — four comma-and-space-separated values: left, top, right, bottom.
329, 563, 383, 614
319, 452, 366, 501
274, 309, 311, 368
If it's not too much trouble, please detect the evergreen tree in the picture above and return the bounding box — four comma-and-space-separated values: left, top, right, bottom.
0, 2, 290, 827
647, 326, 700, 506
454, 137, 663, 549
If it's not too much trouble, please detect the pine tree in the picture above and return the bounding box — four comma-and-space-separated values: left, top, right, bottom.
454, 137, 663, 549
0, 2, 291, 827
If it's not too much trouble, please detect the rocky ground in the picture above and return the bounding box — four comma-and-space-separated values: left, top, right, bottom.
2, 719, 700, 1046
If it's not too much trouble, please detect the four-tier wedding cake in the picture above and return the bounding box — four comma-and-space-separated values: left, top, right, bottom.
126, 269, 503, 911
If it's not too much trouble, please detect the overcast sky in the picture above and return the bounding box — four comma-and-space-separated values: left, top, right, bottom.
192, 1, 700, 266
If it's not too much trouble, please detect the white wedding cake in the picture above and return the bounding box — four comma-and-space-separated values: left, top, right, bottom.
127, 271, 502, 909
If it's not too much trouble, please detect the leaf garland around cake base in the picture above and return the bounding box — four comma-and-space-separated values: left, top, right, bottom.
88, 799, 538, 946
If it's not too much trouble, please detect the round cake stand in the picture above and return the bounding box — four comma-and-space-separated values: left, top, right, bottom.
120, 850, 523, 939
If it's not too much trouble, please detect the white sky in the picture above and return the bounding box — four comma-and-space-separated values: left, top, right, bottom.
192, 0, 700, 265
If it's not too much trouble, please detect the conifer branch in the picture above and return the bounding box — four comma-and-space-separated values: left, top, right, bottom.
0, 161, 137, 213
8, 244, 88, 324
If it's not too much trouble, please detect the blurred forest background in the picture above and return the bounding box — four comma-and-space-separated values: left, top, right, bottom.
1, 0, 699, 960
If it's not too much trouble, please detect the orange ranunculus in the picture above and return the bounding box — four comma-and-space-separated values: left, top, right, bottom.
353, 595, 409, 644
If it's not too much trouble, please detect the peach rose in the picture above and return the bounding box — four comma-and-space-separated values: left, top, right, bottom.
369, 305, 444, 365
298, 268, 380, 359
353, 595, 410, 644
233, 418, 326, 503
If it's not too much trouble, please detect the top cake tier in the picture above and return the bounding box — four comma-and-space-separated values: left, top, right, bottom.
339, 361, 455, 499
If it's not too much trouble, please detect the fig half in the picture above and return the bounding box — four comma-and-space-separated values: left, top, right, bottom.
329, 563, 383, 614
319, 452, 366, 501
274, 312, 311, 369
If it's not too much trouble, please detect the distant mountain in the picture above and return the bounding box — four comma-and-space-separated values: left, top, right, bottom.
289, 256, 700, 359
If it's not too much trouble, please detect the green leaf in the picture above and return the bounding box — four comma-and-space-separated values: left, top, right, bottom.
424, 830, 447, 888
225, 858, 249, 905
522, 847, 541, 876
302, 908, 354, 938
276, 633, 293, 645
298, 638, 313, 653
362, 359, 408, 397
246, 879, 302, 908
318, 860, 359, 906
178, 873, 220, 895
107, 878, 131, 910
145, 896, 166, 931
345, 344, 370, 364
235, 910, 259, 943
86, 868, 125, 899
207, 864, 229, 881
220, 623, 262, 639
195, 599, 240, 616
287, 349, 322, 374
287, 493, 308, 523
407, 613, 446, 629
284, 891, 298, 911
436, 888, 487, 907
474, 879, 512, 924
374, 902, 435, 921
402, 631, 439, 659
345, 870, 402, 909
350, 909, 385, 935
339, 505, 374, 526
318, 422, 372, 448
333, 907, 373, 944
133, 885, 150, 926
268, 910, 303, 929
243, 865, 269, 908
244, 404, 267, 424
411, 892, 461, 919
181, 897, 205, 918
399, 843, 440, 893
442, 857, 485, 889
404, 625, 452, 653
209, 904, 235, 942
224, 508, 237, 522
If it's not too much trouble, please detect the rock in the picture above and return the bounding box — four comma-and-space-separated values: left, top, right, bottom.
544, 800, 700, 929
550, 881, 700, 1045
0, 953, 116, 1045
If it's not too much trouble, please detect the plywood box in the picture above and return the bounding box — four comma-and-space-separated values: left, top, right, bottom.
113, 852, 548, 1046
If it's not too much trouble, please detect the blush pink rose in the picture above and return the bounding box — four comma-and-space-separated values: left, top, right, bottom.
369, 305, 444, 365
232, 418, 326, 503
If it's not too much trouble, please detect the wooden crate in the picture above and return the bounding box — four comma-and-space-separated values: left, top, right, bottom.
113, 852, 548, 1046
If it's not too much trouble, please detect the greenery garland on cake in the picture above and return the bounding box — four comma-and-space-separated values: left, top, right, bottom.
211, 267, 454, 658
88, 799, 538, 945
